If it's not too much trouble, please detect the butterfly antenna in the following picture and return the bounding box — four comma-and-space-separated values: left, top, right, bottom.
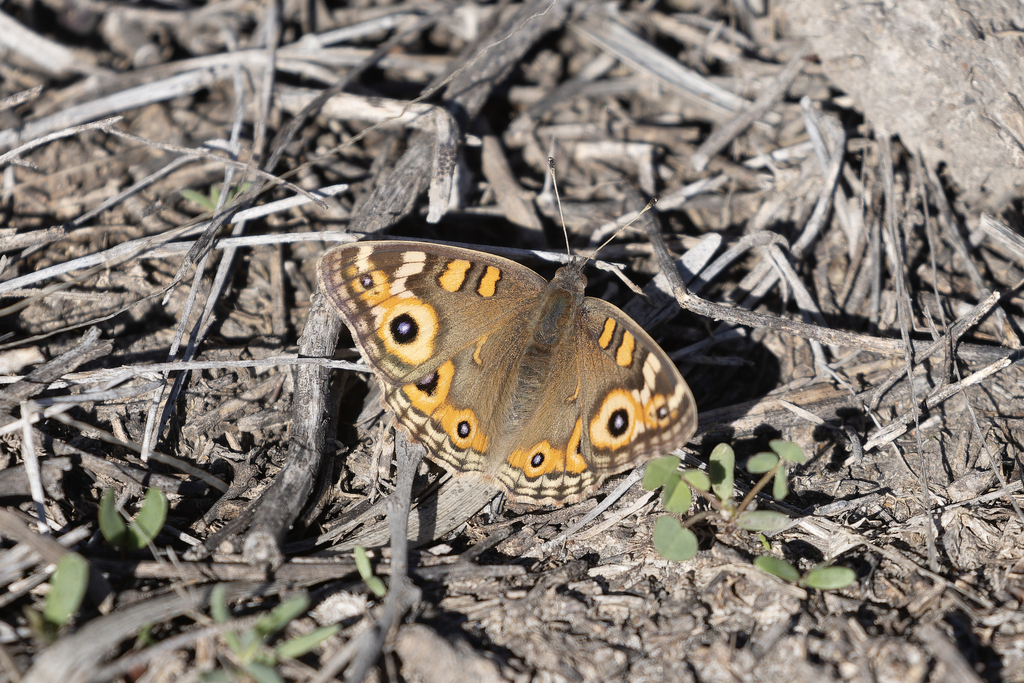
589, 197, 659, 263
547, 157, 572, 258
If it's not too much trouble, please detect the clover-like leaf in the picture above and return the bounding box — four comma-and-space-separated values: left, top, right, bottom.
98, 488, 128, 548
681, 469, 710, 491
802, 565, 856, 590
125, 487, 167, 551
662, 474, 692, 513
746, 451, 779, 474
772, 467, 789, 500
753, 556, 801, 583
643, 455, 681, 490
652, 516, 698, 561
769, 440, 807, 464
709, 443, 735, 503
735, 510, 791, 532
43, 553, 89, 628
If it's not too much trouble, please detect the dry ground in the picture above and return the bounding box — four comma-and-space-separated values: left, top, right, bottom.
0, 0, 1023, 682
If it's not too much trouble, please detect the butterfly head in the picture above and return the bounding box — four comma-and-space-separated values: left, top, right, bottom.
550, 257, 588, 295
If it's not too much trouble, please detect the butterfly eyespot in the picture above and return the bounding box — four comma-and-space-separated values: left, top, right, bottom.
402, 362, 453, 414
608, 409, 630, 437
378, 298, 437, 365
359, 274, 374, 288
509, 441, 562, 477
643, 394, 675, 427
391, 313, 417, 342
439, 406, 487, 452
416, 371, 438, 394
590, 389, 641, 450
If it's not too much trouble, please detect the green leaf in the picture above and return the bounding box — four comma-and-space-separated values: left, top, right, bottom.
43, 553, 89, 628
181, 189, 216, 211
758, 534, 770, 551
230, 182, 253, 200
709, 443, 735, 503
772, 468, 789, 500
243, 662, 285, 683
753, 556, 801, 583
770, 440, 807, 464
681, 469, 710, 491
256, 595, 310, 638
276, 624, 341, 660
354, 546, 373, 580
735, 510, 791, 532
652, 516, 698, 561
210, 584, 230, 624
125, 487, 168, 551
98, 488, 127, 548
659, 473, 679, 505
355, 546, 387, 596
643, 455, 681, 490
662, 475, 692, 513
746, 451, 779, 474
365, 576, 387, 598
802, 566, 856, 590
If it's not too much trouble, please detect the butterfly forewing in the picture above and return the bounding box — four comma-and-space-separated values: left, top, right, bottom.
317, 241, 546, 384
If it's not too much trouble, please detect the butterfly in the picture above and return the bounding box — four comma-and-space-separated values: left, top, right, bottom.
317, 241, 697, 504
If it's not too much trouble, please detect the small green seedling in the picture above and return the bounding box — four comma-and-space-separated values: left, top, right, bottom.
24, 553, 89, 642
644, 441, 808, 562
753, 557, 856, 590
354, 546, 387, 597
182, 182, 253, 212
203, 585, 340, 683
99, 487, 168, 551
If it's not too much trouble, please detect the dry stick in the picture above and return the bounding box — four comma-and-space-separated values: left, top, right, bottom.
646, 220, 1011, 370
240, 292, 342, 570
0, 327, 109, 410
684, 102, 846, 367
18, 404, 47, 533
691, 48, 809, 172
794, 99, 847, 260
877, 134, 939, 572
917, 158, 955, 390
344, 435, 424, 683
139, 246, 215, 461
145, 37, 261, 460
98, 126, 323, 210
0, 189, 346, 298
0, 116, 124, 169
868, 290, 1002, 410
573, 6, 753, 118
863, 349, 1022, 451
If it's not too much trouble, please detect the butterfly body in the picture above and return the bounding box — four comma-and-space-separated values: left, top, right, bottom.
317, 241, 697, 504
